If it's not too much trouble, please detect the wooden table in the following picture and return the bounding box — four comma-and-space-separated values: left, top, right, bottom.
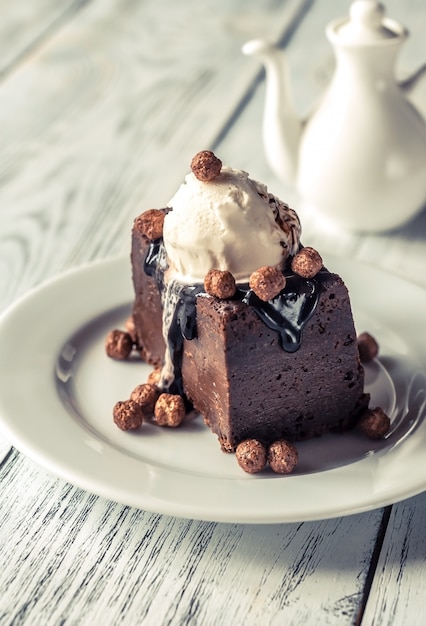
0, 1, 425, 624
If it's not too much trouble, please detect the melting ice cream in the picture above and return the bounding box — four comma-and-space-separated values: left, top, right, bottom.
163, 166, 301, 284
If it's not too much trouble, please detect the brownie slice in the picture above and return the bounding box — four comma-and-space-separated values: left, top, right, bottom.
181, 275, 367, 451
131, 223, 367, 451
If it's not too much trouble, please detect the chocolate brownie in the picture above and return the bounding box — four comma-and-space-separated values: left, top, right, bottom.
130, 224, 368, 451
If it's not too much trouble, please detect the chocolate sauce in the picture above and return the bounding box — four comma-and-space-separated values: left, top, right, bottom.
159, 280, 204, 395
144, 239, 324, 391
243, 274, 323, 352
144, 238, 167, 289
144, 240, 203, 395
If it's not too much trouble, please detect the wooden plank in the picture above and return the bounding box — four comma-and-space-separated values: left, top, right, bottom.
360, 493, 426, 626
0, 0, 310, 314
0, 450, 386, 625
0, 1, 423, 622
0, 0, 87, 78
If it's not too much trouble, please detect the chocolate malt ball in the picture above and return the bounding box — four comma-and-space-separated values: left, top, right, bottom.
130, 383, 159, 416
204, 269, 236, 299
267, 440, 298, 474
357, 332, 379, 363
113, 399, 143, 430
105, 329, 133, 360
236, 439, 267, 473
291, 247, 323, 279
134, 209, 165, 241
191, 150, 222, 181
154, 393, 186, 427
249, 266, 286, 302
358, 407, 390, 439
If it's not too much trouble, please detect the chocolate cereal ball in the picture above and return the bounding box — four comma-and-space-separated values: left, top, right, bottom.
249, 266, 286, 302
357, 332, 379, 363
291, 247, 323, 279
204, 269, 236, 299
130, 383, 159, 416
105, 329, 133, 360
154, 393, 186, 427
358, 407, 390, 439
236, 439, 267, 473
191, 150, 222, 181
267, 440, 298, 474
113, 399, 143, 430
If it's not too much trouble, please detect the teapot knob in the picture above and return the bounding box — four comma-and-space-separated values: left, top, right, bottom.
334, 0, 402, 44
350, 1, 385, 29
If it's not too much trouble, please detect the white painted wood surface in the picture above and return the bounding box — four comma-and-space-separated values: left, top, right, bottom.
362, 492, 426, 626
0, 1, 425, 624
0, 450, 386, 625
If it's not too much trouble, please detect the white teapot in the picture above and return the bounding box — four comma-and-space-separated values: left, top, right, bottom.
243, 1, 426, 232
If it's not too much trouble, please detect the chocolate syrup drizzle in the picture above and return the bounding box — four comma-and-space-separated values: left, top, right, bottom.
242, 275, 320, 353
144, 240, 204, 394
144, 239, 325, 391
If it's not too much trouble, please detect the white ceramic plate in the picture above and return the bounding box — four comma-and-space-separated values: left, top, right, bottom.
0, 255, 425, 523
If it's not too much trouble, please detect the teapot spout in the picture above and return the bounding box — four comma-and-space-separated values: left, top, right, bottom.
243, 39, 303, 185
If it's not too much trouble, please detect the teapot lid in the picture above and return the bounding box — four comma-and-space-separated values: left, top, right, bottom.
329, 1, 407, 45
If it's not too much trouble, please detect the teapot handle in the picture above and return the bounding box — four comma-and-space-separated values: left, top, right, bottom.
399, 63, 426, 94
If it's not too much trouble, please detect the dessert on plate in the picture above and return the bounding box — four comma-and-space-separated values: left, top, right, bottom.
106, 151, 389, 473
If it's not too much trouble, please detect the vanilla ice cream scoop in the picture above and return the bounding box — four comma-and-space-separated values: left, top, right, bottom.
163, 165, 301, 284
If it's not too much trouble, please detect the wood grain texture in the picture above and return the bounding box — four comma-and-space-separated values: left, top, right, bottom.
0, 450, 386, 626
0, 0, 425, 624
0, 0, 87, 78
361, 493, 426, 626
0, 0, 310, 314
